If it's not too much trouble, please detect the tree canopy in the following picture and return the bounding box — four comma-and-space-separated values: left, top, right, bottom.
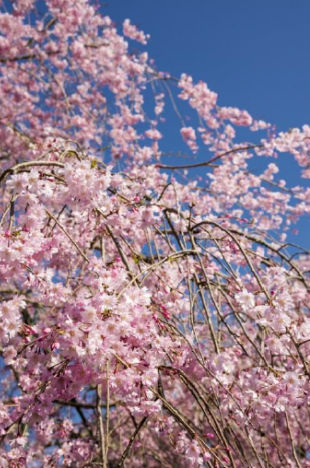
0, 1, 310, 467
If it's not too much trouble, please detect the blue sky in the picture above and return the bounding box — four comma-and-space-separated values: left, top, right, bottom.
104, 0, 310, 248
105, 0, 310, 131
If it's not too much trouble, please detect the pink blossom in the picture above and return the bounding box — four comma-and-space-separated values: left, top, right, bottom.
123, 18, 149, 44
0, 2, 308, 466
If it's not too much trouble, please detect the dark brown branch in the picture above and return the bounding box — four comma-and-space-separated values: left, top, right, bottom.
54, 399, 119, 409
0, 54, 37, 63
0, 160, 64, 183
157, 144, 262, 170
116, 417, 148, 468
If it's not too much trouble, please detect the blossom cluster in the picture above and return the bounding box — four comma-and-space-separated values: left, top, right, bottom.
0, 1, 310, 467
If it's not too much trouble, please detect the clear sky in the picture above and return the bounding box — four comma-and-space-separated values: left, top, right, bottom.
104, 0, 310, 248
105, 0, 310, 131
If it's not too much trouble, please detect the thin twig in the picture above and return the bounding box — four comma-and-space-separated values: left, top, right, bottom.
116, 417, 148, 468
105, 361, 110, 464
0, 160, 64, 183
96, 384, 106, 468
157, 145, 262, 170
45, 209, 89, 263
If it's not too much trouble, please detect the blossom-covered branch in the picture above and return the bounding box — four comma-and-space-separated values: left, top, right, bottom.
0, 1, 310, 467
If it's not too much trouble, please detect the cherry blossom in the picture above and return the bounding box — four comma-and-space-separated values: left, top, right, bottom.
0, 1, 309, 467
